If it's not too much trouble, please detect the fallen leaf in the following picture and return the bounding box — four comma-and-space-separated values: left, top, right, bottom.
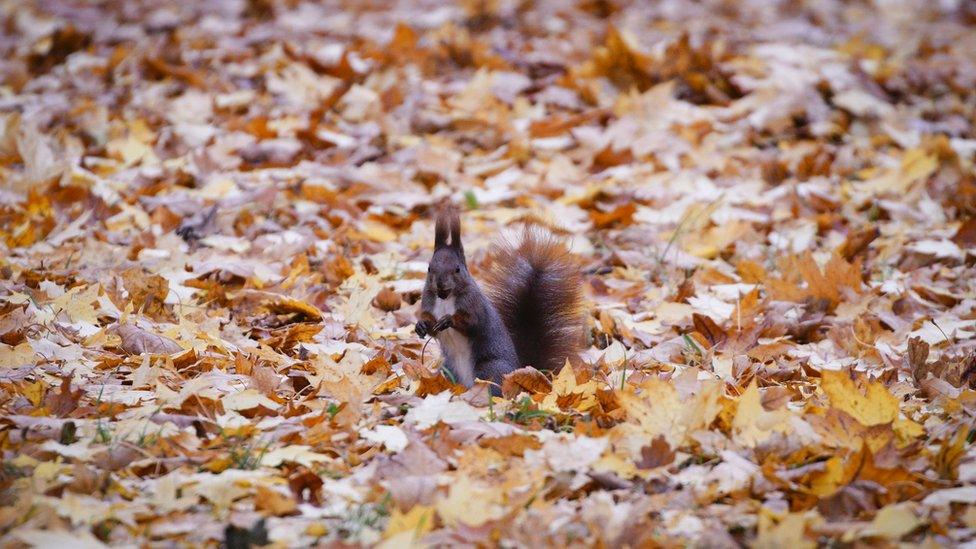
820, 370, 898, 427
254, 485, 298, 516
115, 324, 182, 355
501, 366, 552, 398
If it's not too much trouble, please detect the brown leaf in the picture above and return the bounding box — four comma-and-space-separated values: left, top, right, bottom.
143, 56, 206, 87
120, 268, 170, 319
416, 374, 461, 397
501, 367, 553, 398
760, 385, 793, 411
323, 255, 355, 286
264, 296, 324, 322
529, 109, 606, 138
951, 217, 976, 247
28, 25, 91, 75
838, 226, 880, 260
44, 372, 83, 417
692, 313, 727, 348
361, 354, 392, 376
671, 277, 695, 303
479, 434, 543, 457
635, 435, 675, 469
737, 259, 767, 284
590, 203, 636, 229
817, 483, 878, 521
92, 445, 141, 471
288, 467, 324, 505
591, 147, 635, 172
263, 323, 323, 353
115, 324, 182, 355
66, 463, 108, 495
254, 485, 298, 517
249, 364, 280, 395
768, 252, 863, 310
906, 336, 930, 381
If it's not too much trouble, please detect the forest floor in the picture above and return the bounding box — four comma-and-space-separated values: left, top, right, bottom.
1, 0, 976, 546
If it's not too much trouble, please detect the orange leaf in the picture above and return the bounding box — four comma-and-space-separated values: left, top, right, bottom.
590, 203, 636, 229
254, 485, 298, 517
501, 367, 553, 398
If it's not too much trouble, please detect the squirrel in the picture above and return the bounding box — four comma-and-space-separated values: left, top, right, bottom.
415, 207, 585, 391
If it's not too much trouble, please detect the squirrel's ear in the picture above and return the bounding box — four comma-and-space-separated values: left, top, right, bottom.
449, 212, 463, 253
434, 213, 449, 248
434, 206, 463, 253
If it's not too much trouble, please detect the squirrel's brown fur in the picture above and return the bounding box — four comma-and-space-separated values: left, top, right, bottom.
483, 226, 585, 371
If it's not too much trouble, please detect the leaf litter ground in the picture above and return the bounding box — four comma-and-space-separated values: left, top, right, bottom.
1, 0, 975, 546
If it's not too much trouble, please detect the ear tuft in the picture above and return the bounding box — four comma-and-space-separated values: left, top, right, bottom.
434, 205, 463, 253
435, 210, 449, 248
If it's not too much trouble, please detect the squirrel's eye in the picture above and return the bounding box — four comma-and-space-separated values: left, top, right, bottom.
455, 266, 460, 273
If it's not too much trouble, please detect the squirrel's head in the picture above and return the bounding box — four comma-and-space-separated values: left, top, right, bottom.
428, 207, 468, 300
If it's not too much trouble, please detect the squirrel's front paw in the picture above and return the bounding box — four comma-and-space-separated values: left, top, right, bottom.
415, 320, 431, 338
432, 315, 453, 333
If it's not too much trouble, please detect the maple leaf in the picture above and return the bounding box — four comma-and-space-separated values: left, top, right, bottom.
539, 363, 599, 413
767, 252, 864, 310
616, 376, 722, 448
820, 370, 898, 427
635, 435, 675, 469
44, 372, 83, 417
732, 380, 796, 448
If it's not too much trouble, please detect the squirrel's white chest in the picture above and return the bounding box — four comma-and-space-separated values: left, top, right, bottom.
431, 297, 474, 386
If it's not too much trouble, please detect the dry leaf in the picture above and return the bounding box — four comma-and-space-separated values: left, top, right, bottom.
254, 485, 298, 516
115, 324, 183, 355
501, 366, 552, 398
820, 370, 898, 427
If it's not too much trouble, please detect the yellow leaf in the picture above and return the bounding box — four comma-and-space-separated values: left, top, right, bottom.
617, 377, 722, 447
550, 362, 578, 394
384, 505, 435, 539
893, 417, 925, 442
754, 509, 821, 549
593, 452, 640, 480
107, 119, 157, 167
436, 477, 504, 527
51, 284, 102, 324
0, 342, 35, 369
200, 177, 238, 199
850, 503, 922, 541
809, 456, 848, 497
539, 363, 598, 413
254, 485, 297, 517
900, 148, 938, 185
732, 380, 794, 447
683, 221, 752, 259
361, 219, 397, 243
820, 370, 898, 426
23, 380, 46, 407
202, 456, 232, 473
858, 148, 937, 196
221, 389, 279, 412
306, 523, 328, 537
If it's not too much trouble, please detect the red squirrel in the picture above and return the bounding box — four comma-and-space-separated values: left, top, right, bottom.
415, 207, 584, 391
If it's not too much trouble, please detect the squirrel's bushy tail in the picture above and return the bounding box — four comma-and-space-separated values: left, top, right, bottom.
484, 227, 585, 371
